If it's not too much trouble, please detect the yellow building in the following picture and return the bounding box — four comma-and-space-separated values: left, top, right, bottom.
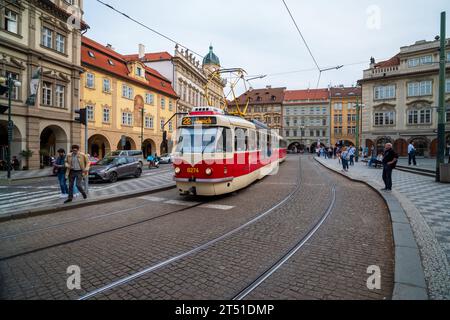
80, 37, 178, 158
330, 87, 362, 147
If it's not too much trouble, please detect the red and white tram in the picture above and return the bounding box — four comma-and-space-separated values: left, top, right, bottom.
173, 107, 287, 196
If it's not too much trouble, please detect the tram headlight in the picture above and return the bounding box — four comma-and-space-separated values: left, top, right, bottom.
205, 168, 213, 176
174, 167, 181, 175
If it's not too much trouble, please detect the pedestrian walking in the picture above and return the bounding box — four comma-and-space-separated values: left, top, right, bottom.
381, 143, 398, 192
408, 142, 417, 166
348, 145, 356, 166
341, 147, 350, 172
53, 149, 69, 198
64, 145, 90, 204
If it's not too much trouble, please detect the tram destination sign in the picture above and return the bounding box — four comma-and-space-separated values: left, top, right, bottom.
182, 116, 217, 126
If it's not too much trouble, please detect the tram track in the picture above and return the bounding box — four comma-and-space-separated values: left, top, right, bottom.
78, 156, 304, 300
232, 184, 336, 300
0, 157, 298, 263
0, 199, 209, 262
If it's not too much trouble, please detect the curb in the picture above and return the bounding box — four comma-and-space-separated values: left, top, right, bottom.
314, 158, 428, 300
0, 183, 176, 223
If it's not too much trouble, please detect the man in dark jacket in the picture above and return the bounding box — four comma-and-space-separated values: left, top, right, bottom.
382, 143, 398, 192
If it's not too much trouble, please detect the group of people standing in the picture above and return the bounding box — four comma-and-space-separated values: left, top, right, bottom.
53, 145, 90, 204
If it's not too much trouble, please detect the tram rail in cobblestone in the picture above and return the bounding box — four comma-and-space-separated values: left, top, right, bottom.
0, 199, 209, 262
232, 184, 337, 300
77, 157, 303, 300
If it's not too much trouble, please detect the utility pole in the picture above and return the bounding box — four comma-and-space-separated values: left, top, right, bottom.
436, 11, 446, 182
355, 96, 360, 162
6, 75, 13, 180
84, 109, 89, 194
141, 106, 145, 153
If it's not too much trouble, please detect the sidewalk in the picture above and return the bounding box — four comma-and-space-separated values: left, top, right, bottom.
0, 167, 53, 182
315, 157, 450, 299
396, 157, 438, 171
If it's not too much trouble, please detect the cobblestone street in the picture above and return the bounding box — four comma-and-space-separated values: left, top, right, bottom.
316, 156, 450, 299
0, 156, 395, 300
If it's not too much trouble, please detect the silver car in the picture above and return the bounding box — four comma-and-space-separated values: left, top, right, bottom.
108, 150, 145, 166
89, 156, 143, 183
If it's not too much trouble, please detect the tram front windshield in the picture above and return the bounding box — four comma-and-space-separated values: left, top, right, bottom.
176, 127, 230, 154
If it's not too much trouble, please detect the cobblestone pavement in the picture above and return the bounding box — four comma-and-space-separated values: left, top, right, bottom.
0, 166, 174, 216
0, 156, 394, 300
316, 157, 450, 299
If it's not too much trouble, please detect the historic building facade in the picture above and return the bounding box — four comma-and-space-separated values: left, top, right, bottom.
283, 89, 330, 152
0, 0, 87, 169
127, 44, 225, 115
80, 36, 178, 158
360, 39, 450, 157
227, 86, 286, 135
330, 86, 362, 147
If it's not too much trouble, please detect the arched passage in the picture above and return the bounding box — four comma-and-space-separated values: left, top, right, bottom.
288, 142, 305, 153
40, 125, 68, 166
143, 139, 156, 158
409, 137, 428, 157
376, 137, 392, 154
117, 136, 137, 151
89, 134, 111, 159
394, 139, 408, 157
0, 120, 23, 166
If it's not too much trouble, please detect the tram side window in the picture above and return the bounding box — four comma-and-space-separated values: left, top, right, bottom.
248, 130, 257, 151
235, 128, 247, 152
256, 131, 261, 150
267, 133, 272, 157
216, 128, 232, 153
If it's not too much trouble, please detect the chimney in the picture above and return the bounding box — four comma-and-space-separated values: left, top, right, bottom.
139, 44, 145, 60
106, 43, 114, 50
266, 85, 272, 89
370, 56, 376, 68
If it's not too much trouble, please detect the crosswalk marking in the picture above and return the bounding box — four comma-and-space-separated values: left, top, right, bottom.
0, 193, 60, 210
138, 196, 235, 211
0, 171, 176, 214
199, 204, 234, 210
164, 199, 201, 206
138, 196, 166, 202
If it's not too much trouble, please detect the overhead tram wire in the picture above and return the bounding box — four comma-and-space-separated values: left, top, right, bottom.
95, 0, 204, 60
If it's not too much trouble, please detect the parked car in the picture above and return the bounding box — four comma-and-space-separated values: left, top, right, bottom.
159, 153, 173, 164
107, 150, 145, 166
89, 156, 142, 183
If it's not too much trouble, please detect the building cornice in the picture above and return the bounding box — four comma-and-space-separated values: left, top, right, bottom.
359, 66, 450, 84
82, 62, 179, 99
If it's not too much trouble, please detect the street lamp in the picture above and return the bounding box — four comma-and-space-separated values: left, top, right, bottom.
0, 75, 21, 180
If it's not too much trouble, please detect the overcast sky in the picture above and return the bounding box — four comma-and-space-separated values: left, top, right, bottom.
84, 0, 449, 94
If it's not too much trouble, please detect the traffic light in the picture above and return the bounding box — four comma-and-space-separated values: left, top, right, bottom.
0, 105, 8, 114
75, 108, 87, 125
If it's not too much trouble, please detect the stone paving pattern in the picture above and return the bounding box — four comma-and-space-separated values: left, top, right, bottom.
316, 157, 450, 299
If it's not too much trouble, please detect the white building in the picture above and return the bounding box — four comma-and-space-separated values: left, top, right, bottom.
360, 39, 450, 157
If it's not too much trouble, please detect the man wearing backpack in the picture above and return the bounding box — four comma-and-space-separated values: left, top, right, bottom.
381, 143, 398, 192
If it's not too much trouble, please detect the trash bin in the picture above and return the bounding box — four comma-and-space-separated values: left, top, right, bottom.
440, 163, 450, 183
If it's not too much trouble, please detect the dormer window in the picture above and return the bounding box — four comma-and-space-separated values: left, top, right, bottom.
88, 51, 95, 58
108, 59, 114, 66
136, 66, 143, 77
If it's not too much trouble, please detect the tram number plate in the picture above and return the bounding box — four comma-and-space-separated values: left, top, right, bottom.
187, 167, 199, 174
182, 117, 217, 126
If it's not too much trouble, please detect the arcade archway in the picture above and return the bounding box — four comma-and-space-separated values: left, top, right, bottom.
89, 134, 111, 159
40, 125, 68, 166
143, 139, 157, 157
116, 136, 137, 151
394, 139, 408, 157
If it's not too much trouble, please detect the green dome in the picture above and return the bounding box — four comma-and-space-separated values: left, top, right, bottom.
203, 45, 220, 66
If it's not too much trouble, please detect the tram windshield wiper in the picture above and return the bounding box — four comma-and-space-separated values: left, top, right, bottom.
202, 136, 216, 154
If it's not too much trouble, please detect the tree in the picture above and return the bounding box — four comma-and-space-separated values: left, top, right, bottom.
20, 150, 34, 171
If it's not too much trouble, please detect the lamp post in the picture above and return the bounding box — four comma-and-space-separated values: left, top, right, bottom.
4, 75, 21, 181
355, 96, 360, 162
436, 11, 446, 182
141, 106, 145, 153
